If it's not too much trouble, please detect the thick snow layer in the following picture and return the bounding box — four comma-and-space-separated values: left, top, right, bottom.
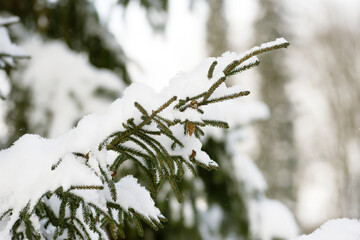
294, 219, 360, 240
115, 175, 163, 220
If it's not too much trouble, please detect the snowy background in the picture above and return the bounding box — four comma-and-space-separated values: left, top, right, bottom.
1, 0, 360, 239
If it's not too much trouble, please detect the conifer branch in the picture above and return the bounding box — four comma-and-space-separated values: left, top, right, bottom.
202, 77, 227, 102
223, 38, 289, 75
106, 96, 177, 150
226, 59, 260, 76
140, 129, 162, 135
178, 39, 288, 113
0, 38, 290, 239
69, 185, 104, 190
174, 93, 206, 110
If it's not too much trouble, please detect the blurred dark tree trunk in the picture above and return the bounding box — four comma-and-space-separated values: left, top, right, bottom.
206, 0, 228, 57
254, 0, 297, 209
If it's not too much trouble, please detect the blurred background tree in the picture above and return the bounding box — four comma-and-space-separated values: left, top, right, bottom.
289, 2, 360, 231
254, 0, 297, 210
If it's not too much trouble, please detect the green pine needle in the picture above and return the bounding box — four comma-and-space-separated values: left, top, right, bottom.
202, 120, 229, 129
207, 60, 218, 79
202, 91, 250, 105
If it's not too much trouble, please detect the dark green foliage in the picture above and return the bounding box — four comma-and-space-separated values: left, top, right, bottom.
11, 203, 41, 240
199, 138, 250, 238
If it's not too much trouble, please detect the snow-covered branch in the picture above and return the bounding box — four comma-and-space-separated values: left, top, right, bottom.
0, 16, 29, 69
0, 38, 289, 239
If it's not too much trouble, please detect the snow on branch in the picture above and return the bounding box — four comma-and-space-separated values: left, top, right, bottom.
0, 16, 20, 27
0, 16, 29, 69
0, 38, 289, 239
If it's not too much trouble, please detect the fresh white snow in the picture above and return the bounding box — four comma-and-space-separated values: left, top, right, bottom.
294, 218, 360, 240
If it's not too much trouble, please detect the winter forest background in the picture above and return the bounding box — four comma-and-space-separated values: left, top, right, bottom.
0, 0, 360, 239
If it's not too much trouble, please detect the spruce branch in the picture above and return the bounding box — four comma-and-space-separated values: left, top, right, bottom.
223, 38, 289, 75
176, 38, 289, 113
202, 76, 227, 102
69, 185, 104, 190
105, 96, 177, 150
226, 58, 260, 76
0, 38, 289, 239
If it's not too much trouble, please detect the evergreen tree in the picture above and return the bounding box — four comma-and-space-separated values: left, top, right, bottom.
0, 36, 290, 239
